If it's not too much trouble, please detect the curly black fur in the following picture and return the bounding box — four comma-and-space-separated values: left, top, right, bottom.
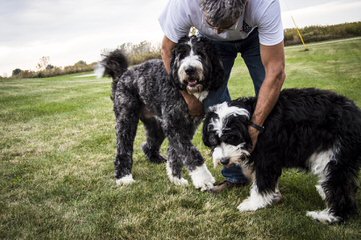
203, 88, 361, 223
99, 36, 224, 189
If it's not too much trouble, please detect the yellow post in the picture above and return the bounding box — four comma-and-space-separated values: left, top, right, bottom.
291, 16, 308, 50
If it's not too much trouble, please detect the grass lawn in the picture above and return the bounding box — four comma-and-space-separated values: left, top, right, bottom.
1, 38, 361, 239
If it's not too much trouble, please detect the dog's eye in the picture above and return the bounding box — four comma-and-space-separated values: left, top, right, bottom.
208, 134, 219, 146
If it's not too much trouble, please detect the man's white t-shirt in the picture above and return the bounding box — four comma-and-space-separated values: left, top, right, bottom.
159, 0, 284, 46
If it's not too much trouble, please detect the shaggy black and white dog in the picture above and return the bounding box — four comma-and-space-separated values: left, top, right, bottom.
202, 88, 361, 223
98, 36, 224, 190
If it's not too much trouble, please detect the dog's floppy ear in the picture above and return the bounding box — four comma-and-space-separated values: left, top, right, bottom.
169, 50, 182, 90
202, 111, 219, 147
169, 36, 189, 90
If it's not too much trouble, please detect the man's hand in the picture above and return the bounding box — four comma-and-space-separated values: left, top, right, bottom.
180, 91, 204, 117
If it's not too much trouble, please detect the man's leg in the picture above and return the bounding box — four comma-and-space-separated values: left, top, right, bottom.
211, 29, 265, 193
238, 29, 265, 96
203, 41, 237, 110
203, 41, 249, 192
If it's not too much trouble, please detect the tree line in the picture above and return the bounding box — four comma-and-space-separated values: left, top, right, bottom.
284, 21, 361, 46
10, 58, 96, 79
4, 21, 360, 80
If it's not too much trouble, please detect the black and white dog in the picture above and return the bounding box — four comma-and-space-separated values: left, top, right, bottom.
202, 88, 361, 223
98, 36, 224, 190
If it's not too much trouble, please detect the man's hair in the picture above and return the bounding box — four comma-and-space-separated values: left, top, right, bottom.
201, 0, 246, 28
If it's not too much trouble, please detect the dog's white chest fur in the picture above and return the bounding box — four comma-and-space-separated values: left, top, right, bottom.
192, 91, 209, 102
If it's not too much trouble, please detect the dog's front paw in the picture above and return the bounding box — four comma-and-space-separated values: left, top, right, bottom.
116, 174, 135, 186
166, 161, 189, 186
169, 176, 189, 186
189, 164, 216, 191
237, 198, 261, 212
238, 187, 276, 212
237, 194, 273, 212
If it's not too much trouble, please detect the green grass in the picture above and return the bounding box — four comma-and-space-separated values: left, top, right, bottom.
1, 39, 361, 239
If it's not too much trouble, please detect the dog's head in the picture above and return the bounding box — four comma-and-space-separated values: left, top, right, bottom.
202, 102, 252, 168
170, 35, 224, 97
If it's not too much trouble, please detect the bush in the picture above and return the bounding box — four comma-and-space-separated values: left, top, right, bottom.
284, 21, 361, 46
12, 68, 22, 77
46, 64, 55, 70
9, 61, 97, 79
115, 41, 161, 65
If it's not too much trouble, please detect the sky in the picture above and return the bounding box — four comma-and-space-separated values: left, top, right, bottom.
0, 0, 360, 77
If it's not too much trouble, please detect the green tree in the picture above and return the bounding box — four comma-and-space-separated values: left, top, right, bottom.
12, 68, 22, 77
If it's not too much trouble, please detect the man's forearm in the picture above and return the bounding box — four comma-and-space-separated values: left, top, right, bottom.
161, 49, 172, 74
161, 36, 176, 74
251, 70, 285, 126
252, 42, 286, 127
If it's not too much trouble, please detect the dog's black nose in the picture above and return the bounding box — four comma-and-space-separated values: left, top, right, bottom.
185, 67, 196, 75
220, 158, 230, 165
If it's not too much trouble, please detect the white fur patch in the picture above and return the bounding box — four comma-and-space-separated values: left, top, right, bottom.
212, 142, 249, 167
306, 209, 341, 224
308, 149, 334, 177
189, 164, 215, 191
116, 174, 135, 186
178, 49, 204, 84
193, 91, 209, 102
308, 147, 339, 201
209, 102, 250, 137
212, 146, 224, 168
316, 184, 326, 200
166, 161, 189, 186
306, 146, 342, 223
94, 63, 105, 78
237, 184, 278, 212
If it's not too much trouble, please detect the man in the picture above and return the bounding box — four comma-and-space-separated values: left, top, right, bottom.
159, 0, 286, 192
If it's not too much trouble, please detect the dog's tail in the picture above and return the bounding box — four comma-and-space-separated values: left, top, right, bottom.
95, 49, 128, 101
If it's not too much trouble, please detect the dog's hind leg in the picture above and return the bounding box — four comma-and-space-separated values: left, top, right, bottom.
306, 168, 353, 224
309, 169, 358, 223
141, 117, 167, 164
114, 93, 141, 186
306, 146, 359, 223
315, 184, 326, 200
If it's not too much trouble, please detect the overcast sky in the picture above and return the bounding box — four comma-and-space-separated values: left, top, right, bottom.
0, 0, 360, 77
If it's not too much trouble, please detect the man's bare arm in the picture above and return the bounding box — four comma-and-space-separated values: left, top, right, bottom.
161, 35, 176, 74
249, 41, 286, 148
